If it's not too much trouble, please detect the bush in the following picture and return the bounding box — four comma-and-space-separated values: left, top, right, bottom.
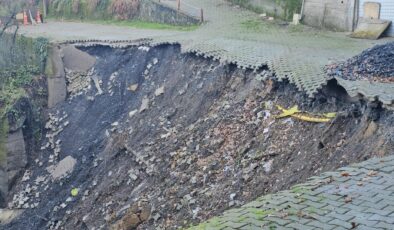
109, 0, 139, 20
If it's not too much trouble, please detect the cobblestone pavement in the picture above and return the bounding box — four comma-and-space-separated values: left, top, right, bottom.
19, 0, 394, 105
189, 155, 394, 229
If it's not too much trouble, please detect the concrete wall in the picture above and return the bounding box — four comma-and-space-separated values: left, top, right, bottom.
248, 0, 285, 18
302, 0, 356, 31
138, 0, 200, 26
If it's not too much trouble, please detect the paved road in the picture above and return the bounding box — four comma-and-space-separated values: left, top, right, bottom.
189, 155, 394, 229
157, 0, 394, 106
18, 21, 184, 42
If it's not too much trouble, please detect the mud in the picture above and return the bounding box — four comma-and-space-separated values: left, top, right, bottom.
4, 45, 394, 230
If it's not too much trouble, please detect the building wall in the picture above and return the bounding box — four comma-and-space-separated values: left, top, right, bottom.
302, 0, 356, 31
359, 0, 394, 36
248, 0, 285, 18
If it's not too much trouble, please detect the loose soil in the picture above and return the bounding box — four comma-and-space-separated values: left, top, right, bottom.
4, 45, 394, 230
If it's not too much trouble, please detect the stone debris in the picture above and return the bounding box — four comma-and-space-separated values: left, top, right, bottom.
0, 209, 23, 225
111, 201, 151, 230
139, 97, 150, 113
129, 110, 138, 118
65, 68, 92, 99
43, 112, 69, 163
107, 72, 120, 96
326, 42, 394, 83
127, 83, 139, 92
138, 46, 150, 52
154, 86, 165, 96
91, 74, 104, 96
46, 156, 77, 180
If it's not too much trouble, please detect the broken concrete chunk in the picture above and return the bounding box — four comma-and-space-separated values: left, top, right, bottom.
91, 75, 103, 95
155, 86, 165, 97
153, 58, 159, 65
46, 156, 77, 180
129, 110, 138, 118
139, 97, 150, 113
0, 209, 24, 224
127, 84, 139, 92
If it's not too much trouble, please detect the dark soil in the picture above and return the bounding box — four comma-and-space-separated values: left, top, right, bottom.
326, 42, 394, 83
5, 45, 394, 230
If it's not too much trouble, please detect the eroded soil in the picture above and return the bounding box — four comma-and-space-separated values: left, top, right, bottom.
5, 45, 394, 230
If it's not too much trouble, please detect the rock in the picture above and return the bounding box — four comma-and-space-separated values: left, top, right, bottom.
46, 156, 77, 180
139, 97, 150, 113
364, 121, 378, 138
111, 202, 151, 230
127, 84, 139, 92
153, 58, 159, 65
155, 86, 165, 97
263, 160, 273, 173
91, 75, 103, 95
128, 110, 138, 118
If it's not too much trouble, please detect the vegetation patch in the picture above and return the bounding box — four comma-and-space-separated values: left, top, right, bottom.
228, 0, 302, 21
0, 119, 8, 164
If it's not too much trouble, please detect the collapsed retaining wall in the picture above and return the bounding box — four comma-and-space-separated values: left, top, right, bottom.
0, 35, 48, 207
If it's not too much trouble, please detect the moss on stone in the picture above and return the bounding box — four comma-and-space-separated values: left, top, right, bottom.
0, 118, 9, 165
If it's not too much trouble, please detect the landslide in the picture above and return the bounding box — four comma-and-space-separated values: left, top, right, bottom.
5, 44, 394, 230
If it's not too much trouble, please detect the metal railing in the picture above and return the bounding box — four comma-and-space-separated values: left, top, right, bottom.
157, 0, 204, 22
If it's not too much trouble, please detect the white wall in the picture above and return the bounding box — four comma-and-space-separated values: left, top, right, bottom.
302, 0, 356, 31
359, 0, 394, 36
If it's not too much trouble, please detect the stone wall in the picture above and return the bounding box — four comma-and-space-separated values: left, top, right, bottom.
138, 0, 200, 25
249, 0, 285, 18
302, 0, 356, 31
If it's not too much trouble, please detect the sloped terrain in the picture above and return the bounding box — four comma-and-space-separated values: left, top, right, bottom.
4, 45, 394, 230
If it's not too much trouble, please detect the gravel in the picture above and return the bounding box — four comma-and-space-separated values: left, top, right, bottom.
326, 42, 394, 83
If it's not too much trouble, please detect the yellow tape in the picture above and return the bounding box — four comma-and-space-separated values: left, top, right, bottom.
274, 104, 336, 123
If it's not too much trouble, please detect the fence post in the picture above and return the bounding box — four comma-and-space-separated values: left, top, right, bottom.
200, 8, 204, 22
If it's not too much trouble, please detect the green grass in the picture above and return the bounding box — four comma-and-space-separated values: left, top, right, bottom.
47, 18, 199, 31
240, 19, 274, 32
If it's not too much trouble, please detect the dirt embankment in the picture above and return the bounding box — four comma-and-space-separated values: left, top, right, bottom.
4, 45, 394, 230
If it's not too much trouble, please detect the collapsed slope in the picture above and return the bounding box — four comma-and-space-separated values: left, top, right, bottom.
5, 45, 394, 230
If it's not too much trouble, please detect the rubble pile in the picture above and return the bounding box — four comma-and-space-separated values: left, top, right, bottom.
326, 42, 394, 82
4, 45, 393, 230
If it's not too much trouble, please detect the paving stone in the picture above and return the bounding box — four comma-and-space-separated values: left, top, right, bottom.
328, 219, 353, 229
307, 221, 337, 230
286, 222, 313, 230
191, 155, 394, 229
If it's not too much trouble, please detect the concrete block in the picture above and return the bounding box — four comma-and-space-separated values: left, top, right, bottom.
363, 2, 381, 20
351, 18, 391, 39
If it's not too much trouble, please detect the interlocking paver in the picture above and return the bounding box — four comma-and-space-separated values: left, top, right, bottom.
189, 156, 394, 229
